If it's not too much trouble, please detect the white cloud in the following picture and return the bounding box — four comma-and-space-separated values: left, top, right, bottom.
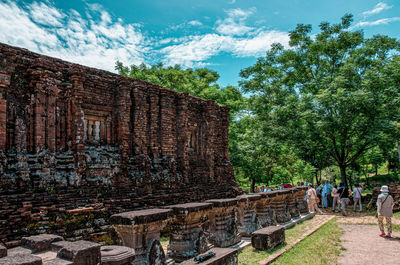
232, 30, 289, 57
215, 8, 255, 36
362, 2, 392, 17
188, 20, 203, 26
160, 34, 231, 67
352, 17, 400, 28
0, 1, 289, 71
160, 30, 289, 67
229, 0, 236, 4
0, 1, 148, 72
159, 6, 289, 67
28, 1, 64, 26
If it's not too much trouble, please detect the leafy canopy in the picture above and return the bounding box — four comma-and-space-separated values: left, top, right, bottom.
240, 14, 400, 185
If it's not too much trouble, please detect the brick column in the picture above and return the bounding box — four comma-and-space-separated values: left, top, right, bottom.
70, 72, 85, 172
115, 79, 132, 159
0, 92, 6, 151
148, 85, 160, 158
204, 101, 217, 182
176, 93, 189, 183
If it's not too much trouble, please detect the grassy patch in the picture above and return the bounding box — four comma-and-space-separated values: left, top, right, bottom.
272, 218, 342, 265
238, 244, 285, 265
238, 218, 316, 264
160, 236, 169, 252
393, 211, 400, 219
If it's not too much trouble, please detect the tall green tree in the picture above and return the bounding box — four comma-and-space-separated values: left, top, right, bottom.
240, 14, 400, 186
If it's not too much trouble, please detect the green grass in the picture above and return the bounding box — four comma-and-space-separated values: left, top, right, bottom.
238, 244, 285, 265
393, 211, 400, 219
160, 236, 169, 252
238, 218, 315, 264
272, 218, 342, 265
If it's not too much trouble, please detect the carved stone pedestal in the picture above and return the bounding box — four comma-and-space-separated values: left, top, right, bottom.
110, 209, 173, 265
236, 194, 260, 237
205, 198, 241, 248
100, 245, 135, 265
255, 192, 276, 229
287, 188, 300, 218
296, 187, 309, 214
164, 202, 213, 262
270, 190, 291, 224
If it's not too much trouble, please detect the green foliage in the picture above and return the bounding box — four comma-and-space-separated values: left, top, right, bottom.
240, 14, 400, 186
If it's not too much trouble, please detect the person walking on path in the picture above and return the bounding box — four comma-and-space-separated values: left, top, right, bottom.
353, 183, 362, 212
322, 179, 332, 208
332, 184, 341, 212
377, 185, 394, 238
307, 183, 323, 214
338, 183, 350, 216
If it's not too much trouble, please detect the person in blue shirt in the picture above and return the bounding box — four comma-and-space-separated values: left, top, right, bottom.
264, 185, 271, 192
322, 179, 332, 208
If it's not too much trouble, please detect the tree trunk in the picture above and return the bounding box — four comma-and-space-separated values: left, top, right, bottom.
375, 165, 378, 177
250, 175, 255, 193
315, 171, 320, 185
397, 140, 400, 169
339, 165, 348, 187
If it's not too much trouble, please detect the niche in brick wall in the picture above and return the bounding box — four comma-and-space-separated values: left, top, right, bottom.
188, 125, 198, 153
83, 109, 111, 145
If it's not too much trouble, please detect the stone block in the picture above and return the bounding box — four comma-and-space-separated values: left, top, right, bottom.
0, 254, 42, 265
110, 209, 173, 226
0, 245, 6, 258
53, 240, 101, 265
251, 226, 285, 250
100, 245, 135, 265
180, 248, 238, 265
21, 234, 64, 253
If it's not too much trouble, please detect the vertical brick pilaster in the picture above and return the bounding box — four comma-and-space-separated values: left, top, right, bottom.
0, 92, 6, 151
205, 101, 217, 182
47, 96, 56, 152
160, 89, 176, 158
176, 93, 189, 183
116, 80, 132, 159
148, 85, 160, 158
131, 85, 148, 156
33, 91, 46, 153
70, 73, 85, 171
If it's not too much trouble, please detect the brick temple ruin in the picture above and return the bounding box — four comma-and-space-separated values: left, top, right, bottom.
0, 42, 241, 245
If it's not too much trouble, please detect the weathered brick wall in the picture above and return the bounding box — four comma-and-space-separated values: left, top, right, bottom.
0, 43, 241, 245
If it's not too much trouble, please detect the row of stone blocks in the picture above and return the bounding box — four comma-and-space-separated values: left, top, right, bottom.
0, 234, 135, 265
110, 187, 308, 264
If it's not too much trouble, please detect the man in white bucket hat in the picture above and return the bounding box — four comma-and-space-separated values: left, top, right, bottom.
376, 185, 394, 238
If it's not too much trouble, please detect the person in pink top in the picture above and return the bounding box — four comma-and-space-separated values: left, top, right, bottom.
307, 183, 323, 214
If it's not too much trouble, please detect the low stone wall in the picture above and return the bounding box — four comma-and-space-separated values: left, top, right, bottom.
0, 234, 135, 265
110, 187, 308, 264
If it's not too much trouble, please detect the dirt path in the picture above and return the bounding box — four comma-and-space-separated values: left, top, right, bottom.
338, 224, 400, 265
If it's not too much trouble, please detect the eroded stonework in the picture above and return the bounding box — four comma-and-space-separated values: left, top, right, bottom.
0, 43, 240, 245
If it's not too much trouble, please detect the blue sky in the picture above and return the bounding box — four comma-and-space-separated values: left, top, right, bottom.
0, 0, 399, 87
